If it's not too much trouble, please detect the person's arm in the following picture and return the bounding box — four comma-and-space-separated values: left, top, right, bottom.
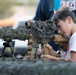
44, 44, 60, 57
41, 51, 76, 62
41, 55, 60, 60
41, 54, 69, 61
64, 51, 76, 62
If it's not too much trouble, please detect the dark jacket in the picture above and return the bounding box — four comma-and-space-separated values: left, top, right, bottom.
33, 0, 54, 21
33, 0, 60, 51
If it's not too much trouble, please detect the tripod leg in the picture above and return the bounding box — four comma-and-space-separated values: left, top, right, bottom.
10, 47, 15, 58
9, 41, 15, 58
1, 47, 6, 57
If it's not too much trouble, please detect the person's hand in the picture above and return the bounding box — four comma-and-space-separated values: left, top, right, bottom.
45, 44, 56, 55
41, 55, 54, 60
45, 44, 53, 51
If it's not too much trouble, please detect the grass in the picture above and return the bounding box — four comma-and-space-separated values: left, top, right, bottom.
14, 0, 38, 6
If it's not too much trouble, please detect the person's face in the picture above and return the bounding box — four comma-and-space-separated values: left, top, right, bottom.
56, 17, 72, 38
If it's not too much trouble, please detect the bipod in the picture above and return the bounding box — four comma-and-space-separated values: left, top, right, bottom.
0, 39, 15, 58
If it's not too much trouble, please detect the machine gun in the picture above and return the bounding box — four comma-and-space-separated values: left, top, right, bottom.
0, 20, 68, 59
25, 20, 55, 56
25, 20, 69, 59
0, 26, 30, 58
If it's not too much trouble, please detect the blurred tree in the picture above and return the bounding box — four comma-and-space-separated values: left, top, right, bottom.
0, 0, 14, 19
15, 0, 38, 6
0, 0, 38, 19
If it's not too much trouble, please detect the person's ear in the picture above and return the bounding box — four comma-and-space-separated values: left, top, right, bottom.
67, 16, 72, 24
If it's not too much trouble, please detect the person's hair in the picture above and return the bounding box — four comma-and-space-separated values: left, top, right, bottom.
58, 6, 70, 11
52, 8, 76, 24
